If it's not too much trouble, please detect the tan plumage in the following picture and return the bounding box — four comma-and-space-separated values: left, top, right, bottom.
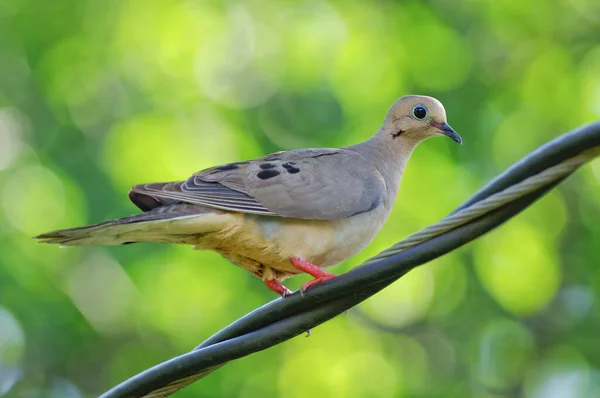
35, 95, 462, 295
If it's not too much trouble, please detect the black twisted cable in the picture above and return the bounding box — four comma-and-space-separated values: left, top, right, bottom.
100, 121, 600, 398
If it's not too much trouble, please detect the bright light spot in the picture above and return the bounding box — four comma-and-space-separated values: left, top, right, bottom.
279, 348, 340, 397
529, 369, 590, 398
329, 4, 403, 114
65, 251, 139, 334
428, 257, 468, 318
1, 165, 66, 234
280, 2, 347, 86
102, 112, 240, 192
492, 107, 546, 166
361, 265, 435, 328
195, 4, 281, 108
0, 107, 26, 171
475, 318, 534, 389
47, 378, 83, 398
474, 220, 561, 315
405, 18, 472, 91
0, 307, 25, 396
560, 285, 594, 321
522, 45, 577, 120
567, 0, 600, 22
417, 331, 456, 389
579, 46, 600, 117
389, 334, 429, 394
590, 82, 600, 117
331, 352, 398, 398
591, 157, 600, 182
524, 345, 595, 398
136, 249, 237, 345
278, 321, 380, 397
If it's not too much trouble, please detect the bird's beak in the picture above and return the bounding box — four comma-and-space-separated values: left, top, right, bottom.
431, 122, 462, 144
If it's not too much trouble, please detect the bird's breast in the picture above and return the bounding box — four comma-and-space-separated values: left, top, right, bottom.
199, 204, 390, 275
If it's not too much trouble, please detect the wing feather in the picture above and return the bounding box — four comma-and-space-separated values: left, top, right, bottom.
129, 148, 387, 220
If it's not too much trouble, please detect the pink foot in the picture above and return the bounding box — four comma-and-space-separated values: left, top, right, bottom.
301, 274, 337, 292
289, 256, 337, 293
264, 279, 292, 297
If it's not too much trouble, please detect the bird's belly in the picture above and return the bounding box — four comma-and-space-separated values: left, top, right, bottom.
197, 206, 389, 278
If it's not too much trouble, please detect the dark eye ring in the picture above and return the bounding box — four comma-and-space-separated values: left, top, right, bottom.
412, 105, 428, 120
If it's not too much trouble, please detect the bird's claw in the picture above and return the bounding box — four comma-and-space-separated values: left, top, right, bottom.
300, 274, 337, 293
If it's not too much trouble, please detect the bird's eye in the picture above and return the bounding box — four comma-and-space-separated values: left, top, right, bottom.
412, 105, 428, 120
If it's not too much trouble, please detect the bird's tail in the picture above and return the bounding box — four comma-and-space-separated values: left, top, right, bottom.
34, 204, 226, 246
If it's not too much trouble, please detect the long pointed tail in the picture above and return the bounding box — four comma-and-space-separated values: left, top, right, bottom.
34, 204, 224, 246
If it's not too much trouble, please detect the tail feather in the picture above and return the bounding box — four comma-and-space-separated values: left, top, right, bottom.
34, 204, 223, 246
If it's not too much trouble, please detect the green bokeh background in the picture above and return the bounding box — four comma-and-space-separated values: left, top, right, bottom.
1, 0, 600, 397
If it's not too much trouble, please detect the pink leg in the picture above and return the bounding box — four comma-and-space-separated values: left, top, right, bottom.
289, 257, 337, 292
264, 279, 292, 297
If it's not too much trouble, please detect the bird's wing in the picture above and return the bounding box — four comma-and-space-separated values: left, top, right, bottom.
130, 148, 387, 220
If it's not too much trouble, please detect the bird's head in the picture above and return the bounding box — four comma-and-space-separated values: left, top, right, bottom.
380, 95, 462, 145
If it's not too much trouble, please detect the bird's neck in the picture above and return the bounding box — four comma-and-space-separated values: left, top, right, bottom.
346, 131, 420, 203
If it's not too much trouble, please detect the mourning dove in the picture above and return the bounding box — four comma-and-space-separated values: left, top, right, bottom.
36, 95, 462, 296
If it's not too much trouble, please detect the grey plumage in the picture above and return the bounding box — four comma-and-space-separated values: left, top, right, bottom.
35, 95, 461, 295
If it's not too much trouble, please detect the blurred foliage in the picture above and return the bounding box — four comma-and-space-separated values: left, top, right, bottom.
1, 0, 600, 397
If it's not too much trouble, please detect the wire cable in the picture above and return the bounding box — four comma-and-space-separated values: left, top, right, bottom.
100, 121, 600, 398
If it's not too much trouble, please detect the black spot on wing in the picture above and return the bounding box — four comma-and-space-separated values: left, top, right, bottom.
259, 163, 276, 170
215, 162, 241, 171
264, 156, 281, 161
257, 169, 280, 179
281, 162, 300, 174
